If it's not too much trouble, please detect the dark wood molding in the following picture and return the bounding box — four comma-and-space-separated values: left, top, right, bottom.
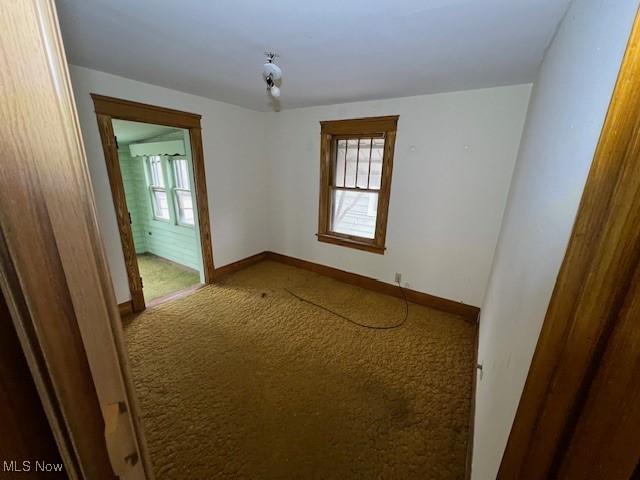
265, 251, 480, 321
182, 249, 481, 320
317, 115, 398, 254
214, 251, 268, 279
91, 93, 201, 129
499, 11, 640, 479
188, 127, 216, 283
320, 115, 399, 135
555, 260, 640, 478
316, 233, 386, 254
118, 301, 133, 317
91, 94, 215, 311
96, 113, 146, 312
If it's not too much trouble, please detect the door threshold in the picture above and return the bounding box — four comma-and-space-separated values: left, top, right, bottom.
146, 283, 204, 309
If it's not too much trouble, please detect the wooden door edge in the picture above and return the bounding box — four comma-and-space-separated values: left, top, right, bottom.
498, 8, 640, 478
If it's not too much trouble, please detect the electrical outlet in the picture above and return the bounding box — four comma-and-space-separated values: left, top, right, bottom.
394, 272, 402, 283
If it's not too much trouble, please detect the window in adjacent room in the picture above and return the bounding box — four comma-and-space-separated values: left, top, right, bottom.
172, 158, 194, 226
147, 155, 169, 221
317, 115, 398, 254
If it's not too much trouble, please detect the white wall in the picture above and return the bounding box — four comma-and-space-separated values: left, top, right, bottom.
266, 86, 531, 307
72, 65, 529, 307
70, 66, 269, 303
472, 1, 639, 479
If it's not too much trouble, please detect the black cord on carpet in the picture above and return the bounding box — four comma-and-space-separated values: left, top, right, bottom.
284, 281, 409, 330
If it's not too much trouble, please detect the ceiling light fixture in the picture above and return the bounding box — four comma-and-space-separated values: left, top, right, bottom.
263, 52, 282, 99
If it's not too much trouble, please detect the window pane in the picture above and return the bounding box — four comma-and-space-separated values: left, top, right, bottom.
334, 140, 346, 187
333, 138, 384, 190
149, 156, 164, 187
369, 138, 385, 189
152, 189, 169, 219
331, 189, 378, 239
173, 158, 190, 190
176, 190, 194, 225
357, 139, 372, 188
344, 139, 358, 188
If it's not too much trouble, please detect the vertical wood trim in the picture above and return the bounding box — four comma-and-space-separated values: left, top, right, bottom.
556, 260, 640, 479
118, 300, 134, 317
318, 132, 332, 235
189, 127, 215, 282
499, 10, 640, 479
96, 114, 146, 312
1, 1, 152, 478
375, 129, 397, 248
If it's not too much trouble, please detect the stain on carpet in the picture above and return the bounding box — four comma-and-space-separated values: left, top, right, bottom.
124, 260, 475, 479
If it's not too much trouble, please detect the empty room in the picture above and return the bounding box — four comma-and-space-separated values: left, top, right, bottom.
3, 1, 640, 479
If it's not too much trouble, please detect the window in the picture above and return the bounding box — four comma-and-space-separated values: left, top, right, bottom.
145, 155, 196, 226
317, 116, 398, 254
172, 158, 194, 225
147, 156, 169, 220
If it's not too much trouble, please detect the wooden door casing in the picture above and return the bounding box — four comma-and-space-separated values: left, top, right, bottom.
499, 9, 640, 479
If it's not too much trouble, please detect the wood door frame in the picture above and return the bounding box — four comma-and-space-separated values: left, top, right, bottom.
1, 1, 151, 477
499, 9, 640, 479
92, 94, 215, 312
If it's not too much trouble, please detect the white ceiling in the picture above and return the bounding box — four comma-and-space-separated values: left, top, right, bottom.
57, 0, 570, 111
112, 119, 180, 144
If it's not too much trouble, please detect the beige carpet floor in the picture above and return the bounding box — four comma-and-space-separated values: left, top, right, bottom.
124, 260, 476, 479
137, 253, 200, 302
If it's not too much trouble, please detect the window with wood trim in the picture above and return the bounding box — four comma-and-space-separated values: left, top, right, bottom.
318, 116, 398, 254
145, 155, 195, 227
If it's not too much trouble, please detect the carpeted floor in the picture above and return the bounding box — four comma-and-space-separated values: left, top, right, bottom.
124, 260, 475, 479
137, 253, 200, 302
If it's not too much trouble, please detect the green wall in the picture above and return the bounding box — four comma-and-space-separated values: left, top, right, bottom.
118, 147, 202, 272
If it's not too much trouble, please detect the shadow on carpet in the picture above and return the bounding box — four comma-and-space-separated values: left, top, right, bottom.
124, 260, 475, 479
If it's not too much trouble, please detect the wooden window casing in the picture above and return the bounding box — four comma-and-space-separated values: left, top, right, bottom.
317, 115, 399, 254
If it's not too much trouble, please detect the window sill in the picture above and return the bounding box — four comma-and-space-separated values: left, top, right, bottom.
317, 233, 385, 254
177, 223, 195, 229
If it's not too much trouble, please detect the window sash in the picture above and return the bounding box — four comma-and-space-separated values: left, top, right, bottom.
151, 187, 170, 220
329, 187, 378, 240
173, 158, 190, 190
328, 136, 385, 241
174, 188, 194, 226
148, 156, 164, 187
332, 136, 385, 191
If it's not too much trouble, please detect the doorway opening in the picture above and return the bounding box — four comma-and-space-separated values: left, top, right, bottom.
114, 119, 203, 305
93, 95, 215, 312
